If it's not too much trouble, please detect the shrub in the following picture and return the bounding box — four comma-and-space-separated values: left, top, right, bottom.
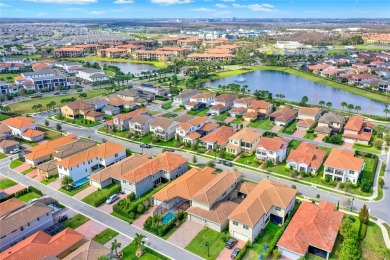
359, 223, 367, 239
127, 192, 136, 201
235, 241, 251, 260
137, 203, 145, 213
272, 249, 281, 259
339, 183, 346, 189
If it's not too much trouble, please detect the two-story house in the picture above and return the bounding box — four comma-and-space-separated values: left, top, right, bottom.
233, 97, 256, 108
245, 100, 273, 120
150, 117, 179, 140
269, 106, 298, 126
128, 115, 153, 136
342, 115, 375, 145
226, 128, 263, 155
255, 137, 290, 163
61, 100, 104, 122
108, 108, 149, 130
175, 116, 208, 139
173, 89, 201, 106
201, 126, 236, 150
296, 107, 321, 131
188, 93, 216, 109
286, 142, 327, 173
323, 149, 364, 184
120, 152, 188, 197
315, 112, 345, 136
57, 142, 126, 182
209, 94, 237, 115
2, 116, 44, 142
76, 68, 109, 83
228, 179, 297, 242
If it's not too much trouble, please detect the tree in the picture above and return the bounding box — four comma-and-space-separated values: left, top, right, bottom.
379, 177, 385, 189
355, 105, 362, 114
207, 160, 215, 168
374, 138, 383, 149
340, 101, 347, 111
192, 155, 197, 164
56, 123, 62, 132
32, 104, 38, 113
37, 104, 42, 112
111, 239, 122, 255
358, 204, 369, 224
272, 249, 281, 259
2, 106, 10, 114
61, 176, 73, 190
319, 100, 325, 107
300, 96, 309, 105
44, 120, 49, 127
133, 233, 146, 257
79, 93, 87, 99
326, 102, 332, 109
347, 103, 354, 114
384, 108, 390, 117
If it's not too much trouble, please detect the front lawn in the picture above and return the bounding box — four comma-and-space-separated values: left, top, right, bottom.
353, 143, 381, 154
185, 228, 226, 260
10, 159, 24, 169
187, 108, 210, 117
56, 116, 101, 128
288, 140, 302, 150
21, 168, 35, 175
59, 183, 89, 196
362, 221, 388, 260
231, 118, 243, 125
81, 184, 121, 207
93, 228, 119, 245
212, 112, 229, 122
121, 241, 168, 260
0, 179, 17, 189
38, 126, 62, 141
62, 214, 90, 229
244, 223, 280, 260
17, 192, 41, 203
248, 119, 274, 130
280, 120, 297, 135
304, 132, 316, 140
173, 107, 184, 112
235, 153, 260, 167
41, 175, 58, 185
161, 113, 177, 118
161, 101, 173, 110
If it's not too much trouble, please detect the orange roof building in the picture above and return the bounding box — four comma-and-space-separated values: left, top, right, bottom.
342, 115, 375, 145
277, 201, 343, 259
255, 136, 290, 163
286, 142, 327, 173
200, 126, 235, 149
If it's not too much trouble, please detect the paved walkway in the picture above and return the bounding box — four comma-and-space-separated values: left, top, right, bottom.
2, 183, 25, 195
314, 134, 324, 143
271, 125, 282, 132
0, 160, 202, 260
216, 239, 245, 260
73, 185, 98, 200
104, 233, 132, 249
167, 220, 203, 248
26, 169, 38, 178
14, 163, 31, 173
342, 142, 354, 149
133, 205, 157, 228
75, 220, 107, 240
293, 130, 306, 138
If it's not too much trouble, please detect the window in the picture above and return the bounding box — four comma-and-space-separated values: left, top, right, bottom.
20, 227, 24, 231
85, 169, 87, 172
37, 217, 40, 221
233, 221, 238, 226
27, 223, 30, 227
115, 153, 118, 157
243, 225, 249, 230
349, 170, 354, 174
275, 206, 281, 211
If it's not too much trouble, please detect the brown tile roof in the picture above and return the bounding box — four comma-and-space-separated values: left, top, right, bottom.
215, 94, 237, 103
344, 115, 374, 132
21, 129, 44, 138
0, 122, 11, 134
64, 100, 92, 111
85, 110, 103, 118
324, 148, 364, 171
154, 167, 216, 202
150, 117, 176, 130
0, 201, 51, 237
89, 154, 152, 183
200, 126, 235, 145
0, 228, 84, 260
210, 104, 225, 111
106, 96, 126, 107
230, 107, 247, 114
63, 240, 110, 260
234, 97, 255, 106
121, 152, 188, 183
57, 142, 125, 168
297, 119, 315, 128
243, 111, 258, 118
185, 132, 201, 140
236, 181, 257, 195
192, 170, 241, 207
248, 100, 271, 110
0, 139, 18, 148
287, 142, 327, 170
318, 112, 344, 124
3, 116, 35, 129
36, 160, 58, 172
199, 122, 219, 132
228, 179, 297, 227
129, 115, 152, 125
308, 64, 332, 70
256, 137, 288, 152
314, 125, 332, 134
191, 93, 216, 100
113, 108, 149, 120
24, 134, 77, 161
342, 131, 372, 142
0, 198, 25, 217
299, 107, 320, 116
178, 116, 208, 131
277, 201, 344, 255
53, 139, 96, 160
270, 106, 298, 122
229, 128, 263, 143
187, 200, 239, 224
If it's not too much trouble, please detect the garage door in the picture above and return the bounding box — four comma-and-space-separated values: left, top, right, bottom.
232, 231, 249, 242
344, 137, 355, 143
280, 248, 301, 260
189, 214, 206, 226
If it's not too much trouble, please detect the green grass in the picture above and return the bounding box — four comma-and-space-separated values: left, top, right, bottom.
65, 56, 168, 69
10, 159, 24, 169
0, 179, 17, 189
62, 214, 90, 229
248, 119, 274, 130
304, 132, 316, 140
0, 114, 10, 121
17, 192, 41, 203
6, 54, 42, 59
281, 120, 297, 135
93, 228, 119, 245
173, 107, 184, 112
21, 168, 35, 175
121, 241, 167, 260
162, 113, 177, 118
0, 152, 7, 159
59, 183, 89, 196
361, 221, 388, 260
104, 70, 115, 77
329, 233, 343, 259
187, 108, 210, 117
0, 73, 23, 82
38, 126, 62, 140
40, 175, 58, 185
231, 118, 243, 125
8, 90, 103, 114
185, 228, 226, 260
212, 112, 229, 122
288, 140, 302, 149
244, 222, 280, 260
161, 101, 173, 110
383, 223, 390, 241
353, 143, 381, 154
235, 153, 260, 167
56, 116, 101, 128
81, 184, 120, 206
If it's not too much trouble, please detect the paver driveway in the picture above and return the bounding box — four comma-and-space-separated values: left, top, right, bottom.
14, 163, 31, 173
98, 193, 127, 214
314, 134, 324, 143
293, 129, 306, 138
48, 178, 62, 189
271, 125, 282, 132
167, 220, 203, 248
104, 233, 132, 249
342, 142, 354, 149
1, 183, 25, 195
132, 205, 157, 228
75, 220, 107, 240
73, 185, 98, 200
216, 239, 246, 260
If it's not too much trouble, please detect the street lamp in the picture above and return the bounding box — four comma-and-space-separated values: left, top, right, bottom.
351, 198, 354, 212
267, 175, 269, 180
205, 242, 209, 257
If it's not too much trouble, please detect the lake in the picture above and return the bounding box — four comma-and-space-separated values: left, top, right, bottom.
92, 61, 158, 75
205, 70, 389, 116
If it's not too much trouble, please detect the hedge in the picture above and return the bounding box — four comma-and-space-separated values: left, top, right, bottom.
86, 185, 121, 207
144, 247, 170, 260
235, 240, 251, 260
0, 186, 43, 203
359, 223, 367, 239
144, 211, 187, 237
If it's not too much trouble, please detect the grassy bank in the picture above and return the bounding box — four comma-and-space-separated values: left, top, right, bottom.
64, 56, 168, 69
213, 66, 390, 104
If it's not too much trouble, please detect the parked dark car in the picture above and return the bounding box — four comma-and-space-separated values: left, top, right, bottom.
231, 248, 241, 259
58, 214, 68, 223
54, 91, 60, 95
140, 143, 152, 149
165, 148, 175, 152
225, 238, 237, 249
214, 158, 222, 164
223, 161, 233, 167
76, 89, 83, 92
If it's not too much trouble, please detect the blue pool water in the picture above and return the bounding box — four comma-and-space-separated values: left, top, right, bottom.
162, 210, 175, 224
71, 177, 89, 188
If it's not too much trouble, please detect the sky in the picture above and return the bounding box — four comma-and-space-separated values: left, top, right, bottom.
0, 0, 388, 19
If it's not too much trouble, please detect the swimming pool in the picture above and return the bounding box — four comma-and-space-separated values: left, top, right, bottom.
162, 210, 175, 224
71, 177, 89, 188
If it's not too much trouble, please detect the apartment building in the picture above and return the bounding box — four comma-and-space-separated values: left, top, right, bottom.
53, 47, 84, 58
226, 128, 263, 155
97, 48, 126, 58
134, 50, 174, 61
16, 69, 68, 91
187, 53, 235, 62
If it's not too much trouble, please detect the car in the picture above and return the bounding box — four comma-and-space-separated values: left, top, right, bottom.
76, 89, 83, 92
211, 113, 217, 116
140, 143, 152, 149
61, 91, 68, 94
214, 158, 221, 164
106, 194, 119, 204
206, 113, 211, 116
225, 238, 237, 249
223, 161, 233, 167
53, 91, 60, 95
100, 118, 106, 122
10, 149, 20, 154
58, 214, 68, 223
26, 198, 39, 205
165, 148, 175, 152
231, 248, 241, 259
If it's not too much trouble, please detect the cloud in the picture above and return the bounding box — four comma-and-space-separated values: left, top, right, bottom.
88, 10, 106, 14
24, 0, 96, 4
215, 3, 227, 8
151, 0, 192, 5
114, 0, 134, 3
0, 3, 10, 7
233, 2, 276, 12
220, 0, 235, 2
190, 7, 213, 12
37, 12, 48, 16
304, 10, 319, 13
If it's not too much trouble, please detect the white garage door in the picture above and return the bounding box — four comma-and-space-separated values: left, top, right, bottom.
232, 231, 249, 242
280, 248, 301, 260
189, 214, 206, 225
344, 137, 355, 143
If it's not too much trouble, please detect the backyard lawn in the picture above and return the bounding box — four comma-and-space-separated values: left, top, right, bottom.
62, 214, 90, 229
280, 121, 297, 135
161, 101, 173, 110
0, 114, 10, 121
212, 112, 229, 122
244, 223, 280, 260
173, 107, 184, 112
93, 228, 119, 245
248, 119, 274, 130
0, 73, 21, 83
0, 179, 17, 189
10, 159, 24, 169
121, 241, 167, 260
185, 228, 226, 260
161, 112, 177, 118
231, 118, 243, 125
17, 192, 41, 203
38, 126, 62, 140
353, 143, 381, 154
187, 108, 210, 117
41, 176, 58, 185
81, 184, 120, 207
59, 183, 89, 196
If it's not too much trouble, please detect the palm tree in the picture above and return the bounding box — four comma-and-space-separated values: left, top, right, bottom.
61, 176, 73, 190
37, 104, 42, 112
133, 233, 145, 257
111, 239, 122, 255
340, 101, 347, 111
2, 106, 10, 114
32, 105, 38, 113
79, 93, 87, 99
384, 108, 390, 117
46, 103, 51, 112
355, 105, 362, 114
319, 100, 325, 108
50, 101, 56, 111
347, 104, 354, 114
326, 102, 332, 109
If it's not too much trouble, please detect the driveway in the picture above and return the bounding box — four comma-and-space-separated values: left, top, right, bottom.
216, 239, 246, 260
75, 220, 107, 240
104, 233, 132, 249
314, 134, 324, 143
132, 205, 157, 228
26, 169, 38, 178
98, 193, 126, 214
342, 142, 354, 149
167, 220, 203, 248
73, 185, 98, 200
293, 130, 306, 138
224, 117, 234, 123
48, 178, 62, 190
271, 125, 283, 132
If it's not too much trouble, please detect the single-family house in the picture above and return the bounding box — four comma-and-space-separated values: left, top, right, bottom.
63, 240, 110, 260
76, 68, 109, 83
323, 149, 364, 184
296, 107, 321, 131
315, 112, 345, 136
0, 140, 19, 154
149, 117, 178, 140
201, 126, 235, 150
61, 100, 103, 122
174, 114, 196, 123
342, 115, 375, 145
102, 105, 120, 116
233, 97, 255, 108
277, 201, 343, 260
107, 108, 149, 130
128, 115, 153, 136
286, 142, 327, 173
2, 116, 44, 142
197, 122, 219, 137
175, 116, 208, 138
182, 132, 201, 145
173, 89, 201, 106
0, 122, 12, 141
189, 93, 216, 108
226, 128, 263, 155
246, 100, 273, 119
269, 107, 298, 126
228, 179, 297, 242
210, 94, 237, 115
308, 64, 335, 74
86, 98, 108, 111
255, 137, 290, 163
230, 107, 247, 117
136, 83, 170, 96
